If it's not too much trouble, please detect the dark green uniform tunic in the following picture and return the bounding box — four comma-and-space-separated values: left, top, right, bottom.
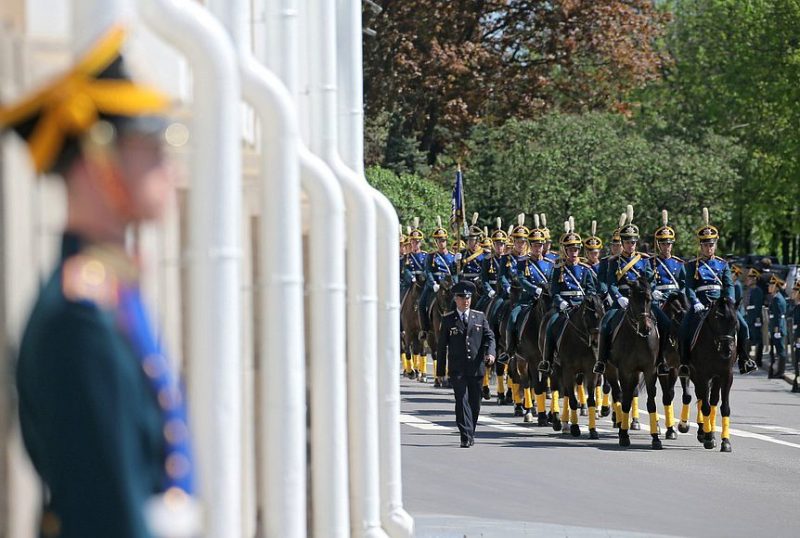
17, 234, 165, 538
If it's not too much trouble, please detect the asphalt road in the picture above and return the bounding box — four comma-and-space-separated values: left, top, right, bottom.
400, 362, 800, 537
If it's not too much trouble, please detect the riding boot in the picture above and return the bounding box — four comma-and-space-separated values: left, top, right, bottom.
593, 330, 609, 375
737, 339, 758, 375
754, 343, 763, 367
505, 327, 517, 362
656, 335, 670, 377
418, 306, 430, 341
678, 339, 691, 379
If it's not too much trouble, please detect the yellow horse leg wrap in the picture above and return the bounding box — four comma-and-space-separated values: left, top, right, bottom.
665, 405, 675, 428
483, 370, 490, 388
424, 358, 430, 375
578, 384, 587, 406
703, 413, 712, 434
497, 370, 505, 394
620, 411, 630, 431
602, 391, 610, 407
547, 377, 551, 389
588, 407, 597, 429
509, 382, 519, 404
524, 388, 533, 409
563, 396, 570, 417
709, 406, 717, 432
696, 401, 704, 424
551, 391, 560, 413
536, 392, 547, 413
570, 409, 578, 425
632, 397, 640, 419
722, 416, 730, 439
680, 403, 690, 423
595, 386, 602, 407
649, 412, 659, 434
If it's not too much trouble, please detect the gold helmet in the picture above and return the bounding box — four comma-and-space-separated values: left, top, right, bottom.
431, 216, 448, 240
610, 212, 625, 245
769, 274, 786, 288
480, 227, 492, 249
696, 207, 719, 243
468, 212, 484, 239
451, 239, 466, 251
583, 220, 603, 250
539, 213, 551, 241
408, 217, 425, 241
528, 213, 547, 244
654, 209, 676, 244
559, 216, 582, 248
747, 267, 762, 279
490, 217, 508, 242
619, 204, 639, 240
510, 213, 530, 239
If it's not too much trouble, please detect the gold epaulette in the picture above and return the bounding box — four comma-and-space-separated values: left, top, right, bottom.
62, 254, 120, 308
673, 255, 684, 263
639, 252, 651, 259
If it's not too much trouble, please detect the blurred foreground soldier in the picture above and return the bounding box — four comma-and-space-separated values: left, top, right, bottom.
791, 280, 800, 392
767, 274, 788, 379
1, 26, 199, 537
436, 281, 496, 447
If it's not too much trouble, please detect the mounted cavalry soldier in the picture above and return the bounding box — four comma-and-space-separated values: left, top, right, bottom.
582, 220, 603, 275
596, 216, 624, 307
4, 26, 199, 537
743, 267, 765, 366
480, 227, 493, 255
502, 214, 554, 361
461, 213, 487, 308
767, 274, 788, 378
593, 205, 672, 377
403, 218, 429, 298
483, 218, 511, 403
678, 208, 758, 378
539, 213, 560, 264
418, 216, 457, 338
541, 218, 598, 373
399, 228, 411, 299
651, 210, 686, 308
792, 280, 800, 391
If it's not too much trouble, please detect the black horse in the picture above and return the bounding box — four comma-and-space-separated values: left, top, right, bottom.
426, 276, 455, 387
400, 274, 427, 380
660, 293, 693, 439
514, 291, 552, 424
606, 275, 664, 449
687, 295, 738, 452
548, 294, 606, 438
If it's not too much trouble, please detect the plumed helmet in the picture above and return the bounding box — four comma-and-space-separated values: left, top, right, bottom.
654, 209, 676, 244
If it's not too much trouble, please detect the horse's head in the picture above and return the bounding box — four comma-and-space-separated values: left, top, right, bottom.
580, 293, 605, 345
628, 274, 652, 314
438, 275, 455, 302
707, 295, 738, 356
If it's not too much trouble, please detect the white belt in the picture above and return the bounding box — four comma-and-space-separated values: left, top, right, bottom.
560, 291, 584, 297
462, 273, 480, 278
695, 284, 721, 292
655, 284, 678, 291
746, 305, 755, 310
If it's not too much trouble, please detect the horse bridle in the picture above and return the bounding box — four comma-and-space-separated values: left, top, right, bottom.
707, 303, 737, 355
625, 300, 654, 339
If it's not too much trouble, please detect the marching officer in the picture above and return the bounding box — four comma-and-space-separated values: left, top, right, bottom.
731, 264, 745, 308
3, 26, 199, 537
791, 280, 800, 391
677, 208, 757, 377
418, 216, 457, 338
650, 210, 686, 308
436, 281, 497, 447
743, 267, 765, 366
767, 274, 789, 378
593, 206, 672, 377
541, 219, 598, 373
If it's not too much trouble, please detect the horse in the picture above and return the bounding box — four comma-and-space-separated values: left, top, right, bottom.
660, 293, 694, 438
400, 274, 427, 381
605, 275, 664, 449
485, 287, 513, 405
426, 276, 455, 387
512, 290, 551, 423
687, 295, 738, 452
549, 294, 606, 438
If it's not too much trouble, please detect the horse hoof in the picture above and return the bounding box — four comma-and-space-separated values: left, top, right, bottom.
432, 378, 440, 388
496, 396, 505, 406
482, 387, 491, 400
570, 424, 581, 437
524, 411, 534, 423
704, 434, 716, 450
611, 411, 617, 424
589, 429, 599, 440
537, 413, 548, 427
442, 380, 451, 389
546, 389, 552, 400
720, 439, 732, 453
651, 436, 663, 450
420, 374, 428, 383
580, 406, 588, 417
514, 405, 524, 417
696, 430, 705, 444
630, 418, 641, 431
619, 432, 631, 447
677, 421, 690, 434
665, 427, 677, 440
600, 406, 611, 417
552, 418, 563, 432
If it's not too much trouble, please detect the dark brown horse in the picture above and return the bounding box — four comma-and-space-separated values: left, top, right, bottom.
687, 295, 738, 452
400, 274, 427, 380
426, 276, 455, 387
513, 291, 551, 423
606, 275, 664, 449
550, 294, 606, 439
660, 293, 693, 439
485, 288, 513, 404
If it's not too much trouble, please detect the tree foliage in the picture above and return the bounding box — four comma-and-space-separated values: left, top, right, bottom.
454, 113, 745, 255
363, 0, 670, 167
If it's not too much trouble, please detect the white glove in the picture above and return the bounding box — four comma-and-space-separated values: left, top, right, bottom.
617, 297, 629, 309
533, 286, 543, 298
559, 301, 569, 311
773, 332, 782, 340
693, 303, 705, 313
433, 283, 440, 293
455, 253, 462, 262
488, 289, 496, 298
504, 286, 511, 296
652, 290, 665, 301
794, 340, 800, 349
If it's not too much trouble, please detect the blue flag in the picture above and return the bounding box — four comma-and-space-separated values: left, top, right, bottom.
450, 168, 465, 233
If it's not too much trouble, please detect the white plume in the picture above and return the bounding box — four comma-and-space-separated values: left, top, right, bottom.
702, 207, 709, 225
517, 213, 525, 226
662, 209, 668, 226
471, 212, 479, 225
413, 216, 419, 228
591, 220, 597, 236
540, 213, 548, 228
569, 216, 575, 232
496, 217, 502, 230
564, 220, 571, 233
534, 214, 541, 228
436, 215, 442, 228
618, 212, 627, 228
626, 204, 634, 224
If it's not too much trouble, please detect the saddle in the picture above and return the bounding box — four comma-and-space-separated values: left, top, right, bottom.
689, 309, 711, 352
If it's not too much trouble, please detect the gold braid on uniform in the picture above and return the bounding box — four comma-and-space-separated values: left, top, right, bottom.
0, 25, 171, 173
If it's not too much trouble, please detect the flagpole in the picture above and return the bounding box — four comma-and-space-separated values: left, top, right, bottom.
456, 164, 463, 277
